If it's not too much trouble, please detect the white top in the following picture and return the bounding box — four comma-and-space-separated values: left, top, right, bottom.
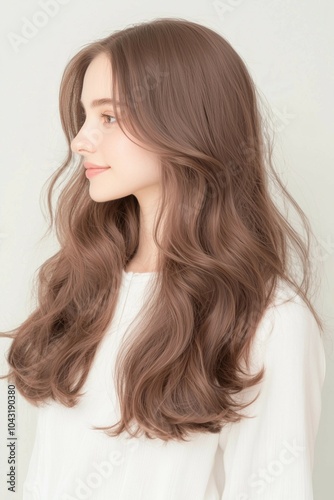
23, 271, 326, 500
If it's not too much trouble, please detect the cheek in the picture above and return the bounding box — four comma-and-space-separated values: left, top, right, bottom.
103, 130, 132, 159
102, 130, 161, 181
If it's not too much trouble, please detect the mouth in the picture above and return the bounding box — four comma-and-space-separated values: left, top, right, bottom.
85, 166, 111, 179
84, 162, 110, 170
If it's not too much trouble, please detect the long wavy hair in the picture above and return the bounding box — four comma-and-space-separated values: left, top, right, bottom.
0, 18, 325, 442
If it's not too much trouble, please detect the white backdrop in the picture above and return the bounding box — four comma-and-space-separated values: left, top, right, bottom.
0, 0, 333, 498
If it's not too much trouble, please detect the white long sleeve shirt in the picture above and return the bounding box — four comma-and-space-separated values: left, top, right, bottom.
23, 270, 326, 500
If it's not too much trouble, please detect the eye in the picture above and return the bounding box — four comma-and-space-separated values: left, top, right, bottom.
101, 114, 117, 125
78, 107, 117, 126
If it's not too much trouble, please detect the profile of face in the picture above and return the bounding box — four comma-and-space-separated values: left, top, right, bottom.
71, 52, 162, 204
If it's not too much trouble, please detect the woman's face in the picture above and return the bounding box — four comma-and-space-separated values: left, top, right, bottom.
71, 52, 162, 203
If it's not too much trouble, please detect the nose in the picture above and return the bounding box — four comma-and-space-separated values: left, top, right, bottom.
71, 136, 94, 155
71, 127, 102, 154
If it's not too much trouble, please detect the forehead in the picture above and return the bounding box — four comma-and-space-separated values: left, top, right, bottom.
81, 53, 113, 100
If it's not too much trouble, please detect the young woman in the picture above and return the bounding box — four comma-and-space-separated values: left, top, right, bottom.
0, 18, 326, 500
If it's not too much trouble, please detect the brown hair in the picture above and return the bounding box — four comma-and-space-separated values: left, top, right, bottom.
0, 18, 325, 442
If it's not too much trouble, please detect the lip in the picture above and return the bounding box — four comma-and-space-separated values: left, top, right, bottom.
85, 167, 111, 179
84, 162, 110, 170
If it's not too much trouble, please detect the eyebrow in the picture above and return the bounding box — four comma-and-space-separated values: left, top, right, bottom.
79, 98, 121, 109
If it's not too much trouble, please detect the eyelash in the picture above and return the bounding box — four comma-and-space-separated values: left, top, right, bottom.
80, 110, 116, 126
101, 113, 116, 125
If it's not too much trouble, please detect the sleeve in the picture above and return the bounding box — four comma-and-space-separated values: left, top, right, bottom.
218, 289, 327, 500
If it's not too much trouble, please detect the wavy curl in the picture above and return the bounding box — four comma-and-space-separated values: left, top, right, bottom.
0, 18, 325, 442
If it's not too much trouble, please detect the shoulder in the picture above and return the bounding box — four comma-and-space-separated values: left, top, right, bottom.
255, 278, 321, 343
251, 278, 326, 383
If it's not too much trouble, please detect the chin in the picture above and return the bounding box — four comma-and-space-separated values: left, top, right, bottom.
88, 187, 127, 203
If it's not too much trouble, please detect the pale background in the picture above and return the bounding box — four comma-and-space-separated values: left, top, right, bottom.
0, 0, 333, 498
